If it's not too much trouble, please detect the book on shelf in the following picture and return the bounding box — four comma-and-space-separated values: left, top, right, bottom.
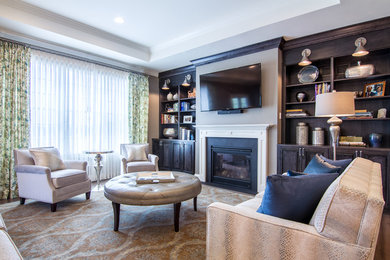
286, 109, 304, 113
286, 110, 309, 117
136, 171, 175, 184
339, 141, 367, 147
341, 111, 373, 119
314, 83, 331, 97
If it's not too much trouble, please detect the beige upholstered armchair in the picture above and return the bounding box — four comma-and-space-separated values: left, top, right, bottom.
14, 147, 91, 212
120, 144, 159, 173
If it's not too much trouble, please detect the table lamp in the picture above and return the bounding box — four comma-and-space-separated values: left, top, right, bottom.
315, 91, 355, 160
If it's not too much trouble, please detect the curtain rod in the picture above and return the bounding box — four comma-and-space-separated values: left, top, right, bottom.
0, 36, 150, 77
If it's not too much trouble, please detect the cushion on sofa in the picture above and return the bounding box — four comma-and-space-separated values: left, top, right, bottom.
304, 154, 341, 174
287, 170, 307, 176
29, 147, 66, 171
309, 157, 385, 246
257, 173, 338, 223
51, 169, 88, 188
319, 155, 352, 173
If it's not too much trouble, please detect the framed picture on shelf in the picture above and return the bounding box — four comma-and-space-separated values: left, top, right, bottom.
183, 115, 193, 123
364, 81, 386, 97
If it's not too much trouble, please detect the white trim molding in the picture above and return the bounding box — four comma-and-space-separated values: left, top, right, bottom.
196, 124, 271, 192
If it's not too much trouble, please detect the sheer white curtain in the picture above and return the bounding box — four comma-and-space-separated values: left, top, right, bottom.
30, 50, 129, 181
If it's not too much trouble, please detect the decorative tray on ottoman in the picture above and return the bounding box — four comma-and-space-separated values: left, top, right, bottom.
136, 171, 176, 184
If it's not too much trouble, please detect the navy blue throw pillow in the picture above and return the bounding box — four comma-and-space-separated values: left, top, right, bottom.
304, 154, 341, 174
319, 155, 352, 174
286, 170, 307, 176
257, 173, 338, 223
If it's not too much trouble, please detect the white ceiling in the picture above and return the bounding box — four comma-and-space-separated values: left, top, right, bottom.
0, 0, 389, 76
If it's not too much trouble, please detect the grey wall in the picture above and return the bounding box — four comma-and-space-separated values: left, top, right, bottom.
195, 48, 281, 176
148, 76, 160, 147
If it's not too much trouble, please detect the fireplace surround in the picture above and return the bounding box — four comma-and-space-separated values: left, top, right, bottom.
197, 124, 271, 192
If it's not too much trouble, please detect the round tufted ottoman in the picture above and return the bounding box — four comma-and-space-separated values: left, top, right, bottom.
104, 171, 201, 232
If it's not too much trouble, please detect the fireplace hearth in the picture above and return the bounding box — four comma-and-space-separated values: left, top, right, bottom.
207, 137, 257, 194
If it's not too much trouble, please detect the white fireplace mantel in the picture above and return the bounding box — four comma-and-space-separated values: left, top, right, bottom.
196, 124, 271, 192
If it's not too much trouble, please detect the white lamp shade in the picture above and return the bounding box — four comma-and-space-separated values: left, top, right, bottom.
315, 92, 355, 117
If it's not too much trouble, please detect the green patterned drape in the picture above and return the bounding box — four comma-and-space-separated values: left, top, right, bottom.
128, 72, 149, 143
0, 41, 31, 199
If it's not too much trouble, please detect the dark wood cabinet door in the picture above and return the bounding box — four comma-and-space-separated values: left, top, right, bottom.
277, 145, 301, 174
335, 147, 360, 160
172, 142, 183, 170
182, 142, 195, 173
301, 146, 330, 169
160, 141, 172, 169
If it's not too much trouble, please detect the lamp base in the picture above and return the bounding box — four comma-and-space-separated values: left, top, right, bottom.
328, 116, 342, 160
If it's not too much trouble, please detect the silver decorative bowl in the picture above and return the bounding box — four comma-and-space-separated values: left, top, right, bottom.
163, 128, 177, 139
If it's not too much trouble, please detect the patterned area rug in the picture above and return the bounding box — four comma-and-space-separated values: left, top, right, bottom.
0, 185, 253, 259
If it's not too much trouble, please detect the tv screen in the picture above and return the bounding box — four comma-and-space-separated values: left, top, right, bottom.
200, 64, 261, 112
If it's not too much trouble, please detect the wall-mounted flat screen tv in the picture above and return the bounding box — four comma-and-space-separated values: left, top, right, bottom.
199, 63, 261, 112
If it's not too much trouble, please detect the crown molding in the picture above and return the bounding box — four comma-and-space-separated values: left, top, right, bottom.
190, 37, 284, 67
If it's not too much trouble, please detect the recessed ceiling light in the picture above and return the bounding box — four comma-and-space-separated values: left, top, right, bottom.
114, 17, 124, 24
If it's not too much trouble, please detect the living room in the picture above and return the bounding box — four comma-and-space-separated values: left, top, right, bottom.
1, 0, 390, 259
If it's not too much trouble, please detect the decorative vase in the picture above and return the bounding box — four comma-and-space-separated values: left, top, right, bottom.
312, 127, 324, 145
296, 92, 307, 102
296, 122, 309, 145
163, 128, 177, 139
173, 93, 178, 100
369, 133, 383, 148
167, 92, 173, 101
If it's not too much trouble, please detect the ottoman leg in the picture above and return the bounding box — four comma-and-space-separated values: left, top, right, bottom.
174, 202, 181, 232
112, 202, 120, 231
193, 196, 197, 211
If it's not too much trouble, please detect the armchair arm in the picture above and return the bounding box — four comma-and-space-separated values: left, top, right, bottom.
63, 160, 87, 171
14, 165, 50, 175
148, 154, 159, 171
207, 202, 372, 260
121, 157, 128, 174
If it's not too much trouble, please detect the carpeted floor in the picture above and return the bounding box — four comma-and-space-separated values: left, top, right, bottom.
0, 184, 253, 259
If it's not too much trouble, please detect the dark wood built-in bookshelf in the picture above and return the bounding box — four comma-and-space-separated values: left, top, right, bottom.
153, 65, 197, 174
279, 17, 390, 209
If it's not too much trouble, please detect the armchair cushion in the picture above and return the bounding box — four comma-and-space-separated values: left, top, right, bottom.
126, 161, 156, 173
257, 173, 338, 223
29, 147, 66, 171
51, 169, 88, 188
125, 144, 148, 161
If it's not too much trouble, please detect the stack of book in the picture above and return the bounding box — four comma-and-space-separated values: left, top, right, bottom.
315, 83, 331, 97
341, 109, 373, 119
285, 109, 308, 118
339, 136, 366, 147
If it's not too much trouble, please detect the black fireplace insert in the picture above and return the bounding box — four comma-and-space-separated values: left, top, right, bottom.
206, 137, 258, 194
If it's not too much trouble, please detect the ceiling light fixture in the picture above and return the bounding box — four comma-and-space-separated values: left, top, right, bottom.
182, 74, 191, 87
352, 37, 369, 57
298, 49, 312, 66
162, 79, 170, 90
114, 17, 124, 24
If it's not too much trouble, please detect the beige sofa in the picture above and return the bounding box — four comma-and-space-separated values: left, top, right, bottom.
0, 214, 23, 260
207, 157, 384, 260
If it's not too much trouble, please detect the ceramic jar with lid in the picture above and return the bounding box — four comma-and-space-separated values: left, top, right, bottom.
296, 122, 309, 145
312, 127, 324, 145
